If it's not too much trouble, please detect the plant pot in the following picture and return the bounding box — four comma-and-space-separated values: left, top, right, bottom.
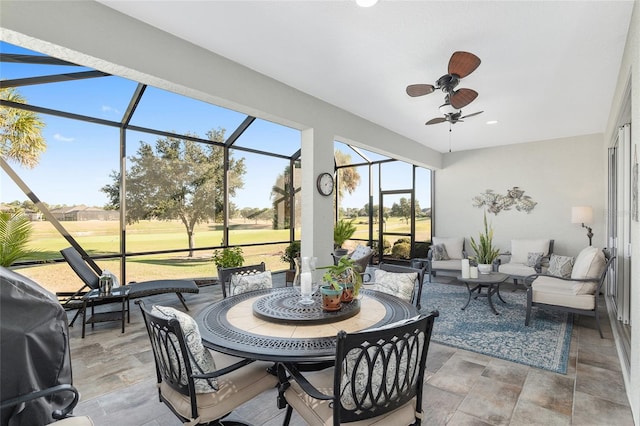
333, 248, 348, 258
320, 285, 343, 311
478, 263, 493, 274
340, 282, 355, 303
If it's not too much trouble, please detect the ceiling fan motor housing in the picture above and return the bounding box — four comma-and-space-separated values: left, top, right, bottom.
436, 74, 459, 93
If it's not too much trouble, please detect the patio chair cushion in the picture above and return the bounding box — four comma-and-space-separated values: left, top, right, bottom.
571, 246, 606, 280
498, 262, 537, 278
229, 270, 272, 296
430, 259, 463, 271
548, 254, 574, 278
510, 239, 551, 264
159, 351, 278, 423
432, 237, 464, 260
370, 269, 417, 302
432, 244, 449, 260
151, 306, 218, 393
530, 276, 595, 310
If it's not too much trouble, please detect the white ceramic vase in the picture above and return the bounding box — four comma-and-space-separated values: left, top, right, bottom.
478, 263, 493, 274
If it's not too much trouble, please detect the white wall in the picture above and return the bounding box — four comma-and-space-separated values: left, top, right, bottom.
435, 133, 605, 256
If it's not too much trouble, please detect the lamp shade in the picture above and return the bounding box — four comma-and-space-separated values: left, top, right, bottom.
571, 206, 593, 224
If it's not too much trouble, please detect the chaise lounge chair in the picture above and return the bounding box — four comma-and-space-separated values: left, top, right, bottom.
58, 247, 199, 325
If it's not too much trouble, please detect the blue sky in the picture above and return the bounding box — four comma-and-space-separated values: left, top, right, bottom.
1, 41, 429, 210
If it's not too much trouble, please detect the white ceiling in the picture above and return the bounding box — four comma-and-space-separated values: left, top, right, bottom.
98, 0, 633, 153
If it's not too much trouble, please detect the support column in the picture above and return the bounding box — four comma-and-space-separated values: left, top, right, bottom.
300, 128, 334, 267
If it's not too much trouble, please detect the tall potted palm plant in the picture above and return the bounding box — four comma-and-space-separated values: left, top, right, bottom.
333, 219, 356, 257
469, 212, 500, 274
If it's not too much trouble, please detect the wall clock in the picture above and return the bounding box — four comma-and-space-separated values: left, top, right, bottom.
316, 172, 334, 196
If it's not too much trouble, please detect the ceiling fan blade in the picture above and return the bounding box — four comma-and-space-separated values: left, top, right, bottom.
460, 111, 484, 119
448, 51, 481, 78
450, 88, 478, 109
425, 117, 447, 125
406, 84, 435, 97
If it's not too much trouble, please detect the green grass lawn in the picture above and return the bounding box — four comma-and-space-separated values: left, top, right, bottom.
17, 216, 430, 294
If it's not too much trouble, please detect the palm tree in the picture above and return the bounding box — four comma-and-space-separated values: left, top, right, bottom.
0, 87, 46, 168
0, 211, 35, 267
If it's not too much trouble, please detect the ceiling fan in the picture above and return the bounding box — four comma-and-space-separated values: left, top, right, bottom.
406, 51, 481, 110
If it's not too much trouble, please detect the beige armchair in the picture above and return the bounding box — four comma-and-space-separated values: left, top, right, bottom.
424, 236, 467, 282
524, 247, 613, 338
497, 239, 554, 284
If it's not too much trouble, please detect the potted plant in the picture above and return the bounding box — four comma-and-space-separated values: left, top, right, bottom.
281, 241, 301, 284
212, 246, 244, 277
333, 219, 357, 257
469, 212, 500, 274
319, 256, 363, 305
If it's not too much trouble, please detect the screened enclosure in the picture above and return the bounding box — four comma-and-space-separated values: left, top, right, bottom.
0, 41, 433, 294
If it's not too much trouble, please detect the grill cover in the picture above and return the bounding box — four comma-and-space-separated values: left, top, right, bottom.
0, 267, 73, 426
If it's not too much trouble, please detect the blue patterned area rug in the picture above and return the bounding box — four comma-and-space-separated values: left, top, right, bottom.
419, 281, 573, 374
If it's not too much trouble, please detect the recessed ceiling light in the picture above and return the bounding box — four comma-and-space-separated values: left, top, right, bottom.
356, 0, 378, 7
486, 120, 498, 125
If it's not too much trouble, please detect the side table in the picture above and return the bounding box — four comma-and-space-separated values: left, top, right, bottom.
81, 287, 130, 338
458, 272, 508, 315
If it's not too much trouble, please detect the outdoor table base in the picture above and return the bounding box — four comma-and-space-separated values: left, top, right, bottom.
458, 272, 509, 315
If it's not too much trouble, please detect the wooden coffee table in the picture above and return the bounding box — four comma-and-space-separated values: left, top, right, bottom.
458, 272, 509, 315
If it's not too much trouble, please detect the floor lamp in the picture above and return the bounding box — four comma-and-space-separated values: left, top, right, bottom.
571, 206, 593, 246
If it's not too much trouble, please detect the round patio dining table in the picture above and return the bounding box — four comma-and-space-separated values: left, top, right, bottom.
196, 287, 419, 362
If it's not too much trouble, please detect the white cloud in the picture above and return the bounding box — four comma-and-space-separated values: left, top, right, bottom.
101, 105, 121, 115
53, 133, 74, 142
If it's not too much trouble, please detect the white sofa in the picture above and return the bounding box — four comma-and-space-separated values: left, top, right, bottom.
497, 239, 554, 284
524, 246, 612, 337
423, 237, 466, 282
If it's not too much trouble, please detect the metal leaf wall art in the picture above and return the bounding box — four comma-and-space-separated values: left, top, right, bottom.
472, 187, 537, 215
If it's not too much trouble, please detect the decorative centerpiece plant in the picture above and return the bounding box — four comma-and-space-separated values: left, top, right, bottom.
319, 256, 363, 298
469, 212, 500, 267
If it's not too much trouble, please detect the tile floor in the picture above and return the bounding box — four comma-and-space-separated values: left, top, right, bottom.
70, 275, 635, 426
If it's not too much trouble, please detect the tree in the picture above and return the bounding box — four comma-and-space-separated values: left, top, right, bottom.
102, 128, 246, 256
270, 164, 300, 230
0, 87, 46, 168
391, 197, 421, 224
334, 150, 360, 199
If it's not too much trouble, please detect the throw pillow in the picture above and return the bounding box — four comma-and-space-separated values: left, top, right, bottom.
350, 244, 371, 261
432, 237, 464, 260
526, 252, 543, 267
230, 271, 272, 296
151, 305, 218, 393
432, 244, 449, 261
547, 254, 574, 278
571, 247, 606, 280
372, 269, 416, 302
